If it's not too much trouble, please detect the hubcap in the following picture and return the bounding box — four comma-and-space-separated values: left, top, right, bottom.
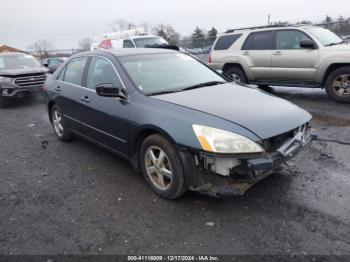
52, 110, 64, 137
332, 74, 350, 97
228, 73, 241, 82
144, 146, 173, 190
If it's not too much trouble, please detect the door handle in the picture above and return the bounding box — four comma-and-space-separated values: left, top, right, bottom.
273, 51, 283, 56
242, 51, 250, 56
80, 96, 90, 103
54, 86, 61, 92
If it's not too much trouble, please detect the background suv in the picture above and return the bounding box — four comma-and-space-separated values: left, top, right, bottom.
209, 25, 350, 103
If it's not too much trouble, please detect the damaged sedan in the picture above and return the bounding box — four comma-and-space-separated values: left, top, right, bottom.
43, 48, 315, 199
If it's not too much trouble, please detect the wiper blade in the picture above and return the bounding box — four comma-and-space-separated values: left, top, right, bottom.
181, 81, 226, 91
325, 41, 345, 46
147, 90, 180, 96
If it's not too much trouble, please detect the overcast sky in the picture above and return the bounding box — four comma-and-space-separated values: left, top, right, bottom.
1, 0, 350, 50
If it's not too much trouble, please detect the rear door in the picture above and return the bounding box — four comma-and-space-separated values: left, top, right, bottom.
271, 29, 319, 80
241, 31, 274, 80
55, 57, 88, 132
79, 56, 130, 156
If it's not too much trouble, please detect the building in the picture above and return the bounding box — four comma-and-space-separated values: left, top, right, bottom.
0, 45, 25, 53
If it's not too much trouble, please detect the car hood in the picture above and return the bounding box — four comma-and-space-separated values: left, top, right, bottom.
153, 83, 312, 139
322, 43, 350, 51
0, 67, 48, 77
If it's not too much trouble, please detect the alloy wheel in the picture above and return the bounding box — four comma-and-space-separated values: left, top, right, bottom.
229, 73, 241, 82
52, 109, 64, 137
332, 74, 350, 97
144, 146, 173, 190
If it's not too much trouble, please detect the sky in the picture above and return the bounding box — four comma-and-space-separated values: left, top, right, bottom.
1, 0, 350, 50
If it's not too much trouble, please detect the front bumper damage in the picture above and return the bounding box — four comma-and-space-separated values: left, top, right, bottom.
180, 125, 317, 197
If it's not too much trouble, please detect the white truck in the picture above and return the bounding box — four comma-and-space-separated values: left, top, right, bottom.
90, 28, 168, 51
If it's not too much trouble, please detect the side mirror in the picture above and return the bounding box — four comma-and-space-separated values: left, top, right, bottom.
300, 39, 317, 49
95, 83, 127, 99
43, 61, 49, 67
48, 65, 58, 74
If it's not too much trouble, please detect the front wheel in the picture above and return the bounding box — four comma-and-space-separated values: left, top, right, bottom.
140, 134, 187, 199
325, 67, 350, 103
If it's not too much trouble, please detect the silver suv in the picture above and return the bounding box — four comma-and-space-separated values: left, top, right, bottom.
209, 25, 350, 103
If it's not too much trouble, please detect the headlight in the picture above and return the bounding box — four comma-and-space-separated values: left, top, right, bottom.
192, 124, 264, 154
0, 76, 12, 83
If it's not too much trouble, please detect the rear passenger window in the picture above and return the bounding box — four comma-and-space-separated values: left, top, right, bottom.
63, 57, 88, 86
123, 40, 135, 48
214, 34, 242, 50
242, 31, 274, 50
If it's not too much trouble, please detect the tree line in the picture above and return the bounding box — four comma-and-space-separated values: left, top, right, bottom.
273, 15, 350, 36
26, 14, 350, 57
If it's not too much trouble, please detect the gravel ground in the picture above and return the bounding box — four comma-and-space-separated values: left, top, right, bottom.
0, 87, 350, 256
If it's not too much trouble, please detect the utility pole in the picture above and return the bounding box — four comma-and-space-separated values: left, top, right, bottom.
268, 14, 271, 26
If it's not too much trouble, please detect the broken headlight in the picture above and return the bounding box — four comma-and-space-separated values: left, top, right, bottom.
193, 124, 264, 154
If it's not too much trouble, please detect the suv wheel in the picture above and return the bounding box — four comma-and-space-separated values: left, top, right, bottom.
140, 134, 187, 199
325, 67, 350, 103
224, 67, 247, 83
50, 105, 72, 141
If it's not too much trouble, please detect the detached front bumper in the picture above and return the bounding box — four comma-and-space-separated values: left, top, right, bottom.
180, 126, 317, 197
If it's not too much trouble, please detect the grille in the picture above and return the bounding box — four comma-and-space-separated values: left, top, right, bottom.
14, 74, 46, 87
262, 130, 295, 153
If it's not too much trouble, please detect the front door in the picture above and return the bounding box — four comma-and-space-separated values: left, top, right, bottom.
79, 56, 130, 156
271, 29, 319, 81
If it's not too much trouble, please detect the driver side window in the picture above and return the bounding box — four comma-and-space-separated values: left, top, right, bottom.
276, 30, 313, 49
87, 57, 122, 90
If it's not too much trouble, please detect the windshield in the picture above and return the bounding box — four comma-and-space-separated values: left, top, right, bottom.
0, 54, 41, 71
133, 37, 168, 48
119, 53, 226, 95
304, 27, 343, 46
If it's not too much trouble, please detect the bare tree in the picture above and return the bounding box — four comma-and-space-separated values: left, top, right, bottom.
152, 24, 180, 44
78, 37, 94, 51
27, 39, 54, 58
110, 19, 136, 32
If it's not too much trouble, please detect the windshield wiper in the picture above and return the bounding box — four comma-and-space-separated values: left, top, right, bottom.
147, 90, 180, 96
325, 41, 345, 46
181, 81, 226, 91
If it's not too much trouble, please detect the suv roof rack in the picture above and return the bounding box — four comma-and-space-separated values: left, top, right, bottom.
225, 24, 297, 33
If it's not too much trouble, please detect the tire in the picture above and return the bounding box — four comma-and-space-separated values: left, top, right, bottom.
257, 84, 270, 89
0, 98, 10, 108
325, 67, 350, 103
224, 66, 247, 83
140, 134, 187, 199
50, 105, 73, 142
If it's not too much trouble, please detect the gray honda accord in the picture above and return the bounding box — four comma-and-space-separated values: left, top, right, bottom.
43, 48, 315, 199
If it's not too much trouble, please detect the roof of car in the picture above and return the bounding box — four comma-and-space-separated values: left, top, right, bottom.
224, 25, 315, 35
78, 48, 177, 58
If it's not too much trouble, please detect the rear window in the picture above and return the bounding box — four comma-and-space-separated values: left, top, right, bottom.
242, 31, 274, 50
214, 34, 242, 50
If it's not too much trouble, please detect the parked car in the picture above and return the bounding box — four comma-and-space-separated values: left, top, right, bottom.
0, 52, 48, 107
41, 57, 67, 73
209, 25, 350, 103
43, 48, 315, 199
